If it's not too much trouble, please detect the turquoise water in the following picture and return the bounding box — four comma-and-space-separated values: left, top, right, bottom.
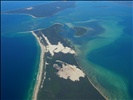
1, 1, 132, 100
52, 2, 133, 99
71, 18, 132, 99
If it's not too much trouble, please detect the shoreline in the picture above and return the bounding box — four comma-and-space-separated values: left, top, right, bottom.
73, 55, 107, 100
2, 13, 37, 18
31, 31, 46, 100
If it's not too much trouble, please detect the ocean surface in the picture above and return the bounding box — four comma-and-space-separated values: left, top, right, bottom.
1, 34, 39, 100
1, 2, 41, 100
1, 1, 133, 100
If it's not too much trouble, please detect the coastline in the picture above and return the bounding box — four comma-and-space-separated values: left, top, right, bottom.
73, 55, 107, 100
31, 31, 46, 100
2, 13, 37, 18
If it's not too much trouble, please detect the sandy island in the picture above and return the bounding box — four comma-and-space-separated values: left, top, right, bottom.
31, 30, 83, 99
30, 23, 106, 100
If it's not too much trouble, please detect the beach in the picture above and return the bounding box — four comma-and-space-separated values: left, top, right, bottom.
31, 31, 46, 100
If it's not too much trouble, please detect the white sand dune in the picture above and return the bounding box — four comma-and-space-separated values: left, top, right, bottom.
41, 33, 76, 56
54, 61, 85, 81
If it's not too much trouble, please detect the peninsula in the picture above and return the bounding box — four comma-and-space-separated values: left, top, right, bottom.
31, 23, 105, 100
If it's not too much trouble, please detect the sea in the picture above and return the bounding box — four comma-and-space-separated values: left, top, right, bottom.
1, 1, 133, 100
1, 1, 46, 100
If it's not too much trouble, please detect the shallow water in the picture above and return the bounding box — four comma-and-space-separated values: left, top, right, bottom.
72, 19, 132, 99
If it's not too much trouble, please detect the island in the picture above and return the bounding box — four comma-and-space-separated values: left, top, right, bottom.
73, 26, 88, 36
31, 23, 105, 100
2, 1, 76, 18
65, 22, 104, 37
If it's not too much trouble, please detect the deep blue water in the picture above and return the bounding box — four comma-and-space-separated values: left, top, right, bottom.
1, 2, 51, 100
1, 2, 41, 100
1, 34, 39, 100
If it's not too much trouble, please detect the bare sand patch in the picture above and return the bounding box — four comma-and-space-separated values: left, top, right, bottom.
54, 61, 85, 81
